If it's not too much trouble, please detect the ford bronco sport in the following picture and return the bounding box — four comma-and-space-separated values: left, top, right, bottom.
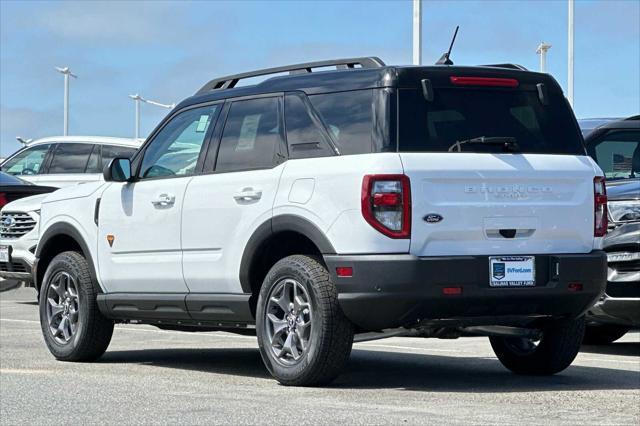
33, 57, 607, 386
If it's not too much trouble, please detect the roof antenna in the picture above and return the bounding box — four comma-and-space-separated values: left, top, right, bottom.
436, 26, 459, 65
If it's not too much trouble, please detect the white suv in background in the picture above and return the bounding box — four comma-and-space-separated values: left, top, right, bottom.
32, 58, 607, 386
0, 136, 141, 283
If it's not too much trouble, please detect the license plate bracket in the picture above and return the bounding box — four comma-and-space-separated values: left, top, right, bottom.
489, 256, 535, 287
0, 245, 10, 263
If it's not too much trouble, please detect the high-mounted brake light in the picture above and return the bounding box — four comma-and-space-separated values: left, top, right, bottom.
450, 76, 519, 88
361, 174, 411, 239
594, 176, 608, 237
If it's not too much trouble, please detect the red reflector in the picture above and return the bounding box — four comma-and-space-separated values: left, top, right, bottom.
336, 267, 353, 277
373, 192, 401, 207
568, 282, 583, 292
450, 76, 519, 88
442, 287, 462, 295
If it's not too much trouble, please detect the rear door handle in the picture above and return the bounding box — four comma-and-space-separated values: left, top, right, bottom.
233, 188, 262, 202
151, 193, 176, 207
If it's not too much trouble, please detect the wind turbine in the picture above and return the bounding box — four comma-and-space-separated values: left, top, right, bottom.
55, 66, 77, 136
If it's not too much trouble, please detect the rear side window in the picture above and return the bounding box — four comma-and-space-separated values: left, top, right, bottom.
398, 88, 584, 154
101, 145, 138, 170
48, 143, 94, 174
216, 97, 283, 172
309, 90, 374, 155
284, 93, 334, 159
2, 144, 51, 175
589, 130, 640, 180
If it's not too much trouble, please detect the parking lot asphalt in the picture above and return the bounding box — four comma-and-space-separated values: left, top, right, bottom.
1, 286, 638, 425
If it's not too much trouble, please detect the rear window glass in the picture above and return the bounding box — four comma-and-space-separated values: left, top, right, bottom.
398, 88, 584, 155
309, 90, 374, 155
589, 130, 639, 180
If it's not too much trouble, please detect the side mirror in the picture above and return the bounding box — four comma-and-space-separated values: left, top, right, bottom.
104, 158, 132, 182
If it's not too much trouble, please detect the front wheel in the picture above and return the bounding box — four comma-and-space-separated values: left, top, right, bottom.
256, 255, 354, 386
490, 317, 585, 375
39, 251, 114, 361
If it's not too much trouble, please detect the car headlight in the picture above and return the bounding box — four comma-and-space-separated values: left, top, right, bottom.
608, 200, 640, 223
33, 209, 41, 216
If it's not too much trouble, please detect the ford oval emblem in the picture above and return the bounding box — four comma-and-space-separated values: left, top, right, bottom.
423, 214, 443, 224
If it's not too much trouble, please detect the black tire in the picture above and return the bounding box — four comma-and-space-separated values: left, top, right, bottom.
39, 251, 114, 361
583, 324, 630, 345
256, 255, 354, 386
490, 316, 585, 375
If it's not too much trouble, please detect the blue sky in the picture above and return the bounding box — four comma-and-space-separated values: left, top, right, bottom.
1, 0, 639, 156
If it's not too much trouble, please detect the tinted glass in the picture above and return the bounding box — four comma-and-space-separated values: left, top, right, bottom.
216, 97, 282, 172
48, 143, 94, 174
284, 93, 333, 159
590, 131, 640, 180
101, 145, 138, 170
85, 145, 101, 173
309, 90, 374, 155
2, 144, 50, 175
140, 105, 218, 179
398, 88, 584, 154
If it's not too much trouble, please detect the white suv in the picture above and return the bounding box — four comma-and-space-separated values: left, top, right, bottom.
32, 58, 607, 386
0, 136, 140, 283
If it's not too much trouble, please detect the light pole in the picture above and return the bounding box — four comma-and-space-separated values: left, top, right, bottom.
536, 42, 552, 73
567, 0, 574, 107
128, 94, 175, 139
55, 67, 77, 136
412, 0, 422, 65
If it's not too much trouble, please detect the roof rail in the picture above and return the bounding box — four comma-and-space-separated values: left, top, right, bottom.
481, 63, 528, 71
195, 57, 386, 95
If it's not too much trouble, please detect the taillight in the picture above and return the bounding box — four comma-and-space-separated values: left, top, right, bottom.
594, 176, 608, 237
450, 76, 519, 88
0, 193, 7, 209
361, 174, 411, 238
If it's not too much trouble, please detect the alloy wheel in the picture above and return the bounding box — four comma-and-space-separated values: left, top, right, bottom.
45, 271, 80, 344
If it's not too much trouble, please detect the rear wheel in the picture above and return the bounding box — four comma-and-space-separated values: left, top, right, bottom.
39, 251, 114, 361
256, 255, 354, 386
490, 317, 585, 375
583, 324, 630, 345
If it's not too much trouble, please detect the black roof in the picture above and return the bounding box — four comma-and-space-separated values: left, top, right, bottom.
597, 115, 640, 130
178, 57, 557, 110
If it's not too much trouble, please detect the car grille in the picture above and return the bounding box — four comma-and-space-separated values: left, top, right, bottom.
0, 212, 37, 239
0, 261, 28, 273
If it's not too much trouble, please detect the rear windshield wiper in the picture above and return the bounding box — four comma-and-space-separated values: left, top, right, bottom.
448, 136, 520, 153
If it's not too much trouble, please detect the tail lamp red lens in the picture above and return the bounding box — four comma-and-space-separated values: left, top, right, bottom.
442, 287, 463, 295
593, 176, 608, 237
361, 174, 411, 239
450, 76, 519, 88
0, 193, 7, 209
336, 267, 353, 277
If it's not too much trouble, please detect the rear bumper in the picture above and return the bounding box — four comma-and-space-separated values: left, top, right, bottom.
325, 251, 607, 331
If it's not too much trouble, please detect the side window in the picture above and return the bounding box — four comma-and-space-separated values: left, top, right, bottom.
592, 131, 640, 180
101, 145, 138, 170
284, 93, 334, 159
309, 90, 374, 155
48, 143, 94, 174
85, 145, 101, 173
216, 97, 283, 173
139, 105, 218, 179
1, 144, 51, 175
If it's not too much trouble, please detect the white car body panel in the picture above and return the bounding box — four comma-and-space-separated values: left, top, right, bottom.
97, 178, 192, 293
181, 166, 285, 293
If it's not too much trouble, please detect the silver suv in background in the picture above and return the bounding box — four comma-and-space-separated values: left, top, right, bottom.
0, 136, 141, 284
581, 116, 640, 344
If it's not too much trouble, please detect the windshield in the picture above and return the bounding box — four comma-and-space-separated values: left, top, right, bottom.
397, 88, 585, 155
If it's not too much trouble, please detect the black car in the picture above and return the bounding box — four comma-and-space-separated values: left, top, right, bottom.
0, 171, 57, 209
582, 115, 640, 344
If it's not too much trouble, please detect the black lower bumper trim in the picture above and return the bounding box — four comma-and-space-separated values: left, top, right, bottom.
324, 251, 607, 331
